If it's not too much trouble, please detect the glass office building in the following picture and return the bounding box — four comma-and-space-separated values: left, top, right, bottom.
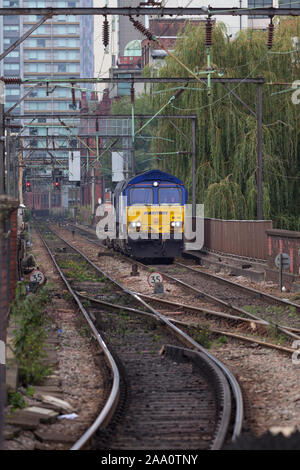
0, 0, 94, 162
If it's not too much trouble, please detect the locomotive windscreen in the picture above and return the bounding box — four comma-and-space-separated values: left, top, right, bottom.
130, 188, 153, 204
159, 187, 182, 204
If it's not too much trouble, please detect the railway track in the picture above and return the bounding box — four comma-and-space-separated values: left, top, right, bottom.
174, 258, 300, 322
37, 223, 243, 450
59, 222, 300, 347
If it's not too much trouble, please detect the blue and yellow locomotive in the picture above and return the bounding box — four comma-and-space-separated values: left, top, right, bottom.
111, 169, 188, 260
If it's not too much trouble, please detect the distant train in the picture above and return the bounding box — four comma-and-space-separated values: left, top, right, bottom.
106, 169, 188, 261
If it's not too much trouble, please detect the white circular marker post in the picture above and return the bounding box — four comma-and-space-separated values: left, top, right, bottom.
147, 271, 164, 293
29, 269, 45, 286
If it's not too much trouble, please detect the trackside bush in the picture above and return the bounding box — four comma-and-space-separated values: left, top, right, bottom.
10, 281, 51, 386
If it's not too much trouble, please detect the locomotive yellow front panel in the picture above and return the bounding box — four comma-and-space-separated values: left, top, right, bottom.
127, 205, 184, 238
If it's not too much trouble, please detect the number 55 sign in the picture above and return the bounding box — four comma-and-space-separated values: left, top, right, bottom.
29, 269, 46, 285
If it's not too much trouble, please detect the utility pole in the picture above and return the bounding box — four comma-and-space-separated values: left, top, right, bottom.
18, 140, 23, 206
257, 84, 263, 220
0, 80, 5, 195
6, 126, 10, 197
191, 117, 196, 231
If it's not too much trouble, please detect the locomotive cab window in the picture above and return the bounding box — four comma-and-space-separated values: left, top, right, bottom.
130, 188, 153, 205
159, 187, 182, 204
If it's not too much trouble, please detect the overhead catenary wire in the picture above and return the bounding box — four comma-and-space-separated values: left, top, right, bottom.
128, 16, 206, 88
170, 50, 270, 112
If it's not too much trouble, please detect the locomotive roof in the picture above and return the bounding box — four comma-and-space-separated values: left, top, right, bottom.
115, 170, 184, 193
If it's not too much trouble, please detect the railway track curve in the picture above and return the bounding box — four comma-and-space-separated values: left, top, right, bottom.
37, 223, 244, 450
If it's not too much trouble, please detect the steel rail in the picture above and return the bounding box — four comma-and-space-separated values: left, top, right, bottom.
137, 292, 300, 335
37, 227, 121, 451
153, 266, 300, 342
176, 260, 300, 313
66, 225, 268, 322
173, 261, 300, 342
65, 223, 300, 343
78, 291, 297, 355
47, 224, 244, 444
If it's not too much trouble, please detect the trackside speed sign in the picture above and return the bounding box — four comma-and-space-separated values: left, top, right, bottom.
275, 253, 291, 270
29, 269, 45, 285
147, 271, 164, 288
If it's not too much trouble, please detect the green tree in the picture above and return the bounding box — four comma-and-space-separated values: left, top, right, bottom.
150, 19, 300, 229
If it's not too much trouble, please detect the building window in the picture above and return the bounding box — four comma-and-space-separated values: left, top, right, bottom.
4, 25, 19, 31
248, 0, 273, 18
58, 64, 67, 72
5, 88, 20, 96
117, 74, 132, 96
56, 50, 79, 60
25, 38, 46, 47
26, 63, 47, 72
53, 25, 79, 35
279, 0, 300, 6
27, 0, 45, 7
4, 63, 20, 70
26, 50, 47, 60
6, 51, 19, 58
32, 25, 49, 35
3, 0, 19, 6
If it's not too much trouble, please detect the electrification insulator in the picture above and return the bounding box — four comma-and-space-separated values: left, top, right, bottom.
130, 84, 135, 103
205, 17, 213, 47
173, 87, 185, 100
139, 1, 162, 6
267, 18, 274, 49
103, 16, 109, 48
71, 84, 76, 107
129, 16, 154, 42
0, 77, 22, 84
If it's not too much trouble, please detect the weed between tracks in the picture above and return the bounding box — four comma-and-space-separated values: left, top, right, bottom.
10, 280, 52, 387
243, 304, 295, 345
185, 324, 213, 349
57, 258, 100, 282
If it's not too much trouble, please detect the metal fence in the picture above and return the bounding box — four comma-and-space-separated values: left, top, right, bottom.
203, 218, 273, 261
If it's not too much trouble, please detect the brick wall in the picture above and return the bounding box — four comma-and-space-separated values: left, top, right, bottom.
265, 229, 300, 288
0, 196, 19, 343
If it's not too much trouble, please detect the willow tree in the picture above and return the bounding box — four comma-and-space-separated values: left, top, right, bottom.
150, 18, 300, 229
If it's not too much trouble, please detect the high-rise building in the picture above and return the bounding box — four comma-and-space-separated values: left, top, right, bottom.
0, 0, 94, 157
0, 0, 95, 212
0, 0, 22, 117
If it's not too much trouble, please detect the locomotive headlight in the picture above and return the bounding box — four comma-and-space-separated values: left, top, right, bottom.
130, 221, 141, 228
170, 221, 182, 228
153, 181, 159, 187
